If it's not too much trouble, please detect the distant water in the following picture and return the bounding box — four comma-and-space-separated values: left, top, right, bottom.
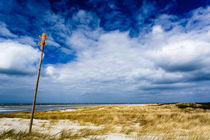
0, 104, 105, 113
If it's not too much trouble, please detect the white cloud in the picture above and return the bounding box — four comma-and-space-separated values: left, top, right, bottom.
0, 22, 17, 38
0, 21, 37, 46
72, 10, 100, 27
45, 7, 210, 96
46, 36, 61, 48
0, 40, 40, 75
16, 36, 36, 46
186, 7, 210, 31
152, 25, 163, 34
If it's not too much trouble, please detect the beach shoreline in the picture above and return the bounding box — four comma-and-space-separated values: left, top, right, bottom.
0, 103, 210, 139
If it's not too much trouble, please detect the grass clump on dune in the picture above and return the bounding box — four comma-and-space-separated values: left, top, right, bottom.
59, 128, 107, 140
0, 129, 52, 140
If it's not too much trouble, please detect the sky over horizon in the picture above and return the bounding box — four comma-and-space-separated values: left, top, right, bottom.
0, 0, 210, 103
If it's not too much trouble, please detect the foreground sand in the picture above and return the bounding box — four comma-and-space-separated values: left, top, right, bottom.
0, 118, 132, 140
0, 103, 210, 139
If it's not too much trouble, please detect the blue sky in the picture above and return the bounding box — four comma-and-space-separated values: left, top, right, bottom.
0, 0, 210, 103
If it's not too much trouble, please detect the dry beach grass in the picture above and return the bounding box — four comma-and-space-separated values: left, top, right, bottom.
0, 103, 210, 139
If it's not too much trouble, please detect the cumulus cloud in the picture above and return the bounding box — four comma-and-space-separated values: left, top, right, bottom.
45, 6, 210, 98
0, 40, 40, 75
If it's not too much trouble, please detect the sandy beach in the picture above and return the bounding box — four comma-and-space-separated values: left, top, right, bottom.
0, 103, 210, 139
0, 117, 134, 140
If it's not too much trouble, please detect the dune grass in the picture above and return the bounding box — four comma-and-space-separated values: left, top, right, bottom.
0, 129, 52, 140
0, 103, 210, 139
59, 128, 106, 140
0, 128, 106, 140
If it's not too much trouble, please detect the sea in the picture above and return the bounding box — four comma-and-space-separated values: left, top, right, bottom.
0, 103, 109, 113
0, 103, 139, 113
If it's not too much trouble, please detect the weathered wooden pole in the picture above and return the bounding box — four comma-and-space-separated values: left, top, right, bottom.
29, 33, 47, 133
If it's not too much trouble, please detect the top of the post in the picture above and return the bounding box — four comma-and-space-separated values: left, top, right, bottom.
39, 32, 47, 40
39, 32, 47, 52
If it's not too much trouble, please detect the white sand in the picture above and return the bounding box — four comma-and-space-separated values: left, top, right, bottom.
0, 118, 102, 135
105, 133, 134, 140
59, 109, 76, 112
0, 118, 135, 139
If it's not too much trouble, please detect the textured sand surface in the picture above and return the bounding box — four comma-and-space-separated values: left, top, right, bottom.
0, 118, 134, 139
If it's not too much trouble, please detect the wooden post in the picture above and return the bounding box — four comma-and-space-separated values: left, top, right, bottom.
29, 33, 47, 133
